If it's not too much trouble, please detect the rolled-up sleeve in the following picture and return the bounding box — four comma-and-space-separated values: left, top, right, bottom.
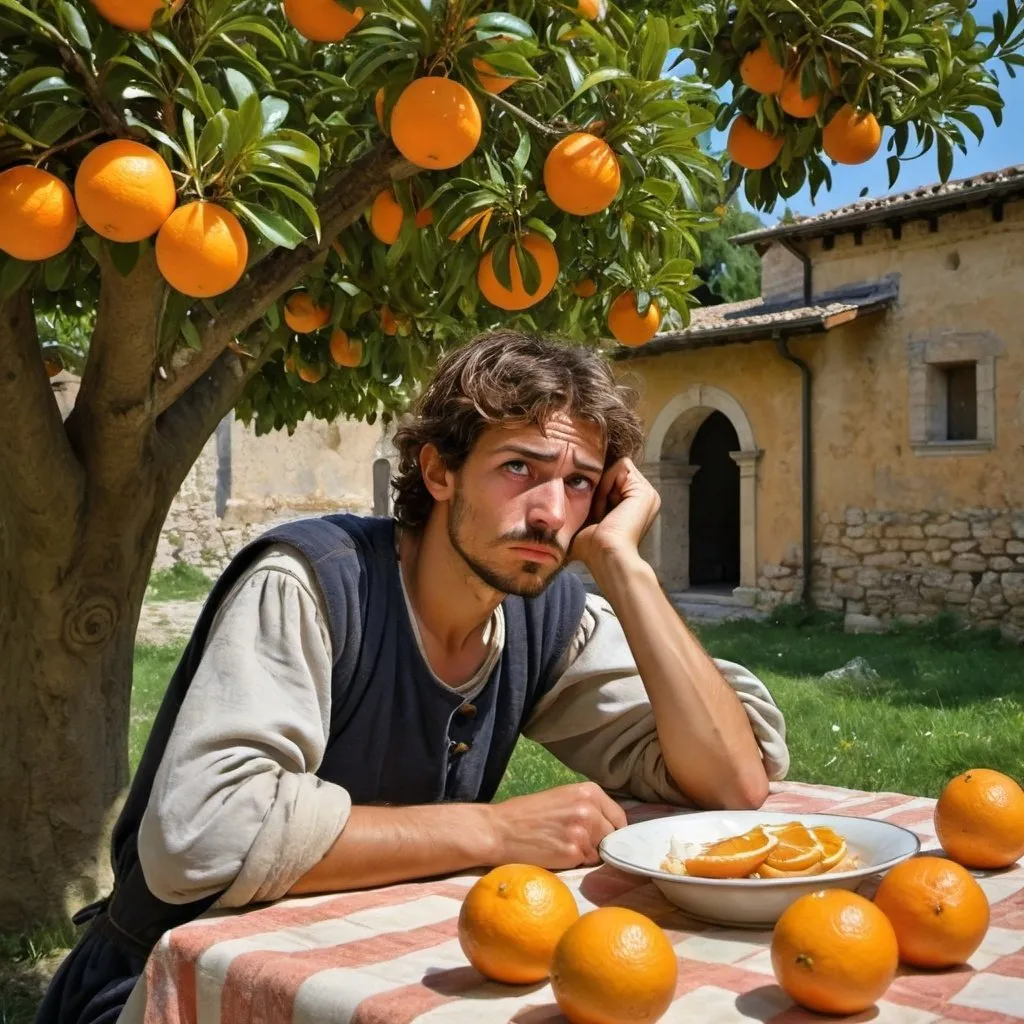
521, 593, 790, 804
137, 545, 351, 909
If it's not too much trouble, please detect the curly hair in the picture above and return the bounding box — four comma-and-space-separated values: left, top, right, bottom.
391, 330, 645, 530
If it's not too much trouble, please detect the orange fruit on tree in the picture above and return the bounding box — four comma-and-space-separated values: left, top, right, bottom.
391, 77, 482, 170
369, 189, 404, 245
329, 328, 363, 367
572, 278, 597, 298
458, 863, 579, 984
89, 0, 183, 32
772, 889, 899, 1016
550, 907, 677, 1024
823, 104, 882, 165
473, 58, 520, 95
297, 363, 325, 384
543, 132, 621, 216
282, 0, 363, 43
284, 292, 331, 333
779, 66, 821, 118
155, 201, 248, 298
415, 205, 434, 229
576, 0, 605, 18
608, 291, 661, 347
934, 768, 1024, 869
680, 826, 777, 879
0, 166, 78, 261
873, 856, 990, 969
727, 115, 784, 170
740, 39, 787, 94
74, 140, 176, 243
44, 354, 64, 378
477, 232, 559, 310
374, 87, 386, 129
379, 305, 398, 336
284, 353, 297, 373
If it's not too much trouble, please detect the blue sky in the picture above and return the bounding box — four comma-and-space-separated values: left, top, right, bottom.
670, 0, 1024, 225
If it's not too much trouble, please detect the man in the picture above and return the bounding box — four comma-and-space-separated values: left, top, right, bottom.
38, 330, 788, 1024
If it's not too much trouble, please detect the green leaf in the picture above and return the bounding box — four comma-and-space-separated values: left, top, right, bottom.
263, 130, 321, 176
224, 68, 256, 111
887, 155, 901, 188
57, 1, 90, 48
472, 13, 535, 38
215, 15, 287, 54
231, 202, 307, 249
260, 96, 289, 135
180, 316, 202, 350
251, 178, 321, 241
31, 105, 84, 146
511, 130, 531, 179
43, 251, 71, 291
237, 92, 264, 149
198, 111, 228, 166
563, 67, 634, 107
639, 15, 670, 81
936, 133, 954, 182
0, 256, 34, 302
0, 0, 61, 38
150, 31, 214, 117
125, 113, 190, 166
182, 108, 198, 170
107, 241, 141, 278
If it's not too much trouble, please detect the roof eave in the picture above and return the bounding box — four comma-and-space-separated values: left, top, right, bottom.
729, 176, 1024, 249
610, 295, 894, 361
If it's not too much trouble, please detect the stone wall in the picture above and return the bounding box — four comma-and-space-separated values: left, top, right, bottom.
756, 506, 1024, 641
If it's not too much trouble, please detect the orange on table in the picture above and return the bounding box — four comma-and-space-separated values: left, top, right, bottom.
873, 855, 990, 968
550, 907, 677, 1024
771, 889, 899, 1016
458, 863, 579, 984
934, 768, 1024, 869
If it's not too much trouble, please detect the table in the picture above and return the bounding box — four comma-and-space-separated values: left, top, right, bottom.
124, 781, 1024, 1024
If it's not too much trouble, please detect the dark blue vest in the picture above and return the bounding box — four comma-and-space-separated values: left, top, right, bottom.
96, 514, 587, 957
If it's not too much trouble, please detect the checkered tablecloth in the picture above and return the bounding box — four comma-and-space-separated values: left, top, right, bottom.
127, 781, 1024, 1024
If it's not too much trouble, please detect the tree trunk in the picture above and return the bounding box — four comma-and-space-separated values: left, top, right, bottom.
0, 479, 169, 931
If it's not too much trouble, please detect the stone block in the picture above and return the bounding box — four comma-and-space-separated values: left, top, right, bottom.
980, 538, 1006, 555
885, 525, 925, 539
951, 541, 979, 554
990, 557, 1015, 572
1007, 540, 1024, 555
845, 613, 886, 634
901, 539, 928, 552
821, 524, 840, 543
925, 521, 971, 540
951, 555, 988, 573
819, 546, 858, 568
834, 583, 865, 600
1003, 573, 1024, 606
945, 592, 971, 605
864, 552, 908, 567
845, 508, 865, 526
932, 549, 953, 564
845, 525, 866, 539
926, 538, 951, 552
856, 568, 882, 587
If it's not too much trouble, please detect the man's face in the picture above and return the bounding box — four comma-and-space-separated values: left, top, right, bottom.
443, 411, 607, 597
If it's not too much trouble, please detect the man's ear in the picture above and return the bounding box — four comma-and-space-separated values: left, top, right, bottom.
419, 443, 455, 502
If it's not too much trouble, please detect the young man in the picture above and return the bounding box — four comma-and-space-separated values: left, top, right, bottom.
37, 331, 788, 1024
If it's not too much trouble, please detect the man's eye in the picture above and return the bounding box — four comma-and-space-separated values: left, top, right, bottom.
568, 476, 595, 492
505, 460, 529, 475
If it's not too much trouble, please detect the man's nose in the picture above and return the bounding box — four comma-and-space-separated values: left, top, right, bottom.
526, 478, 566, 533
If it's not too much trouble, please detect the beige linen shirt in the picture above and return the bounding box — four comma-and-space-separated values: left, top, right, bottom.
137, 544, 789, 910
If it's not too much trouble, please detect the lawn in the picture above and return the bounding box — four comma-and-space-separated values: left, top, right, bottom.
4, 614, 1023, 1023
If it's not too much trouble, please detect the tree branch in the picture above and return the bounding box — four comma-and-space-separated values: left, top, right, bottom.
65, 245, 166, 492
54, 38, 128, 138
154, 333, 276, 497
0, 283, 85, 548
154, 139, 417, 416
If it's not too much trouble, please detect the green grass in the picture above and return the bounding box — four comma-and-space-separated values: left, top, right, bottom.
5, 616, 1022, 1024
144, 563, 213, 603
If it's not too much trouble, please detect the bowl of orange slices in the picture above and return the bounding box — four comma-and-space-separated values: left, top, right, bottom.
598, 811, 920, 928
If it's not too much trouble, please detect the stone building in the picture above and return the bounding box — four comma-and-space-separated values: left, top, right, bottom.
49, 373, 386, 573
614, 165, 1024, 640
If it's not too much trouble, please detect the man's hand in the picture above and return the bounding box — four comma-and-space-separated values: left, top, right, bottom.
569, 458, 660, 573
484, 782, 628, 869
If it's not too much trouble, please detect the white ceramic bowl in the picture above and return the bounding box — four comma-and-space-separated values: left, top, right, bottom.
598, 810, 921, 928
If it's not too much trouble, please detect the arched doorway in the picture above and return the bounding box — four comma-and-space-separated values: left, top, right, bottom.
641, 384, 761, 600
688, 411, 740, 588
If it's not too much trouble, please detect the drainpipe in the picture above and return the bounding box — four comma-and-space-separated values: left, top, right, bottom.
775, 332, 814, 606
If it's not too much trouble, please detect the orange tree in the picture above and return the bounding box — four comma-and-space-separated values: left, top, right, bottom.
0, 0, 1020, 931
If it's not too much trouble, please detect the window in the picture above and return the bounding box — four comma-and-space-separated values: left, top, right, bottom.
907, 332, 999, 455
943, 362, 977, 441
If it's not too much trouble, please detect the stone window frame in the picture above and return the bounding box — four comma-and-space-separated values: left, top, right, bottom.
907, 331, 1000, 456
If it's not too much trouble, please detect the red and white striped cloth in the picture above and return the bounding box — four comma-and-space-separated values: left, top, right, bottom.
125, 781, 1024, 1024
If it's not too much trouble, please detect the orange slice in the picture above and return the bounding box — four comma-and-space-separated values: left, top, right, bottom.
682, 826, 778, 879
811, 825, 849, 872
761, 822, 824, 872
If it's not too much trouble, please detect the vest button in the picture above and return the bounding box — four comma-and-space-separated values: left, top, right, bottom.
451, 741, 472, 755
457, 702, 477, 718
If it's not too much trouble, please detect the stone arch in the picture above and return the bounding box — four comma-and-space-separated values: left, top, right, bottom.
642, 384, 762, 599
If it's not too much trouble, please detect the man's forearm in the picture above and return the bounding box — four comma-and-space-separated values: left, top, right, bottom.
590, 550, 770, 810
286, 803, 497, 896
